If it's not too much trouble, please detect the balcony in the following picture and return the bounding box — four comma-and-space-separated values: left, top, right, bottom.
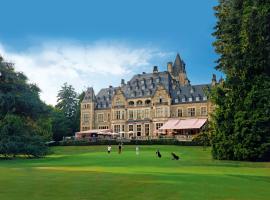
154, 102, 168, 106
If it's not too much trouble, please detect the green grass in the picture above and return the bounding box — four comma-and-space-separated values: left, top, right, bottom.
0, 145, 269, 200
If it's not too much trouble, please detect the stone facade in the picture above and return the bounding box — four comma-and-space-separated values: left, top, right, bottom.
80, 53, 217, 138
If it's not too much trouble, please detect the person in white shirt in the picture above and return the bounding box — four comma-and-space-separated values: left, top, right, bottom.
136, 146, 139, 155
107, 145, 112, 154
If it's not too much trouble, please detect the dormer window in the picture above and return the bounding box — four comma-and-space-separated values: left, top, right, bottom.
156, 78, 160, 83
175, 98, 179, 103
189, 97, 193, 102
196, 96, 200, 101
182, 97, 186, 102
142, 85, 145, 90
203, 96, 207, 101
190, 87, 194, 93
177, 90, 180, 95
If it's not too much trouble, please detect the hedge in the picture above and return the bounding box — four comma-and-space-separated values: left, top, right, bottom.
56, 139, 201, 146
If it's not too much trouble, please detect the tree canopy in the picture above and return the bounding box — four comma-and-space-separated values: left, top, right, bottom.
0, 56, 51, 158
211, 0, 270, 161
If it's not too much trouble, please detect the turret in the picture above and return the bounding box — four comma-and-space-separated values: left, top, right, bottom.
80, 87, 96, 131
153, 66, 158, 73
171, 53, 189, 85
121, 79, 125, 87
211, 74, 217, 86
167, 62, 173, 73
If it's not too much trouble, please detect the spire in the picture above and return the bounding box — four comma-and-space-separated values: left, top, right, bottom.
174, 53, 182, 67
211, 74, 217, 86
173, 53, 185, 73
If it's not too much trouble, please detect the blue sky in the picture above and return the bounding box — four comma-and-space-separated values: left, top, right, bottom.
0, 0, 222, 105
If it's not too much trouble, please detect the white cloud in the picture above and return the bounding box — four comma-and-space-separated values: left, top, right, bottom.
0, 40, 168, 105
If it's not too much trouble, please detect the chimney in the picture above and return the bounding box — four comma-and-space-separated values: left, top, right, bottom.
167, 62, 173, 73
121, 79, 125, 86
153, 66, 158, 73
211, 74, 217, 86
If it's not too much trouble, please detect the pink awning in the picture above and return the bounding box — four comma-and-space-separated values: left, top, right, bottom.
159, 119, 180, 129
159, 118, 207, 130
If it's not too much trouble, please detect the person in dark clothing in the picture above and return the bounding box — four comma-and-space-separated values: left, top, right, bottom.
171, 152, 180, 160
156, 149, 162, 158
118, 143, 122, 154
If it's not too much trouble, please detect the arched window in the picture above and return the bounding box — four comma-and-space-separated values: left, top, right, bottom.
137, 100, 143, 105
145, 99, 151, 105
128, 101, 135, 106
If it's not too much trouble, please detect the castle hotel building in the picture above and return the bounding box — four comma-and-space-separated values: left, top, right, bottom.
79, 54, 218, 139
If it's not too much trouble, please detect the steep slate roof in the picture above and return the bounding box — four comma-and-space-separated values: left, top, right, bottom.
122, 71, 172, 99
93, 75, 210, 109
83, 54, 211, 109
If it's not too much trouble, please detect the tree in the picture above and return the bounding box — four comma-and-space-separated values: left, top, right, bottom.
50, 107, 71, 141
56, 83, 78, 118
53, 83, 79, 139
211, 0, 270, 161
0, 56, 51, 158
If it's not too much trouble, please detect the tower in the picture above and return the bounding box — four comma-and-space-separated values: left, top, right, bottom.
167, 62, 173, 73
211, 74, 217, 86
168, 53, 190, 85
80, 87, 96, 131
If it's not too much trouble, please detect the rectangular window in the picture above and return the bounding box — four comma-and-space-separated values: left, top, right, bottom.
137, 110, 142, 119
136, 124, 142, 136
145, 109, 150, 118
114, 125, 121, 133
156, 123, 163, 130
177, 109, 183, 117
187, 108, 196, 117
122, 125, 125, 132
115, 111, 121, 120
99, 126, 109, 129
83, 113, 90, 123
121, 111, 125, 119
107, 113, 110, 121
128, 124, 133, 132
97, 113, 104, 122
145, 124, 150, 136
128, 110, 134, 119
156, 107, 163, 117
201, 107, 207, 116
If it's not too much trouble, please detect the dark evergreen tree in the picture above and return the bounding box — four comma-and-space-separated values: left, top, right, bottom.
55, 83, 79, 138
211, 0, 270, 161
56, 83, 78, 118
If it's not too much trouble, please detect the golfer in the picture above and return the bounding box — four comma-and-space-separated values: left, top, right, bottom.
107, 145, 112, 154
136, 146, 139, 155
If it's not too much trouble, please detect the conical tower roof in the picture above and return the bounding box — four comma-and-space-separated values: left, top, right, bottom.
174, 53, 182, 67
83, 87, 95, 102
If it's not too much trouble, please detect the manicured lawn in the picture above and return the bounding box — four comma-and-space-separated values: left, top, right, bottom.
0, 145, 269, 200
